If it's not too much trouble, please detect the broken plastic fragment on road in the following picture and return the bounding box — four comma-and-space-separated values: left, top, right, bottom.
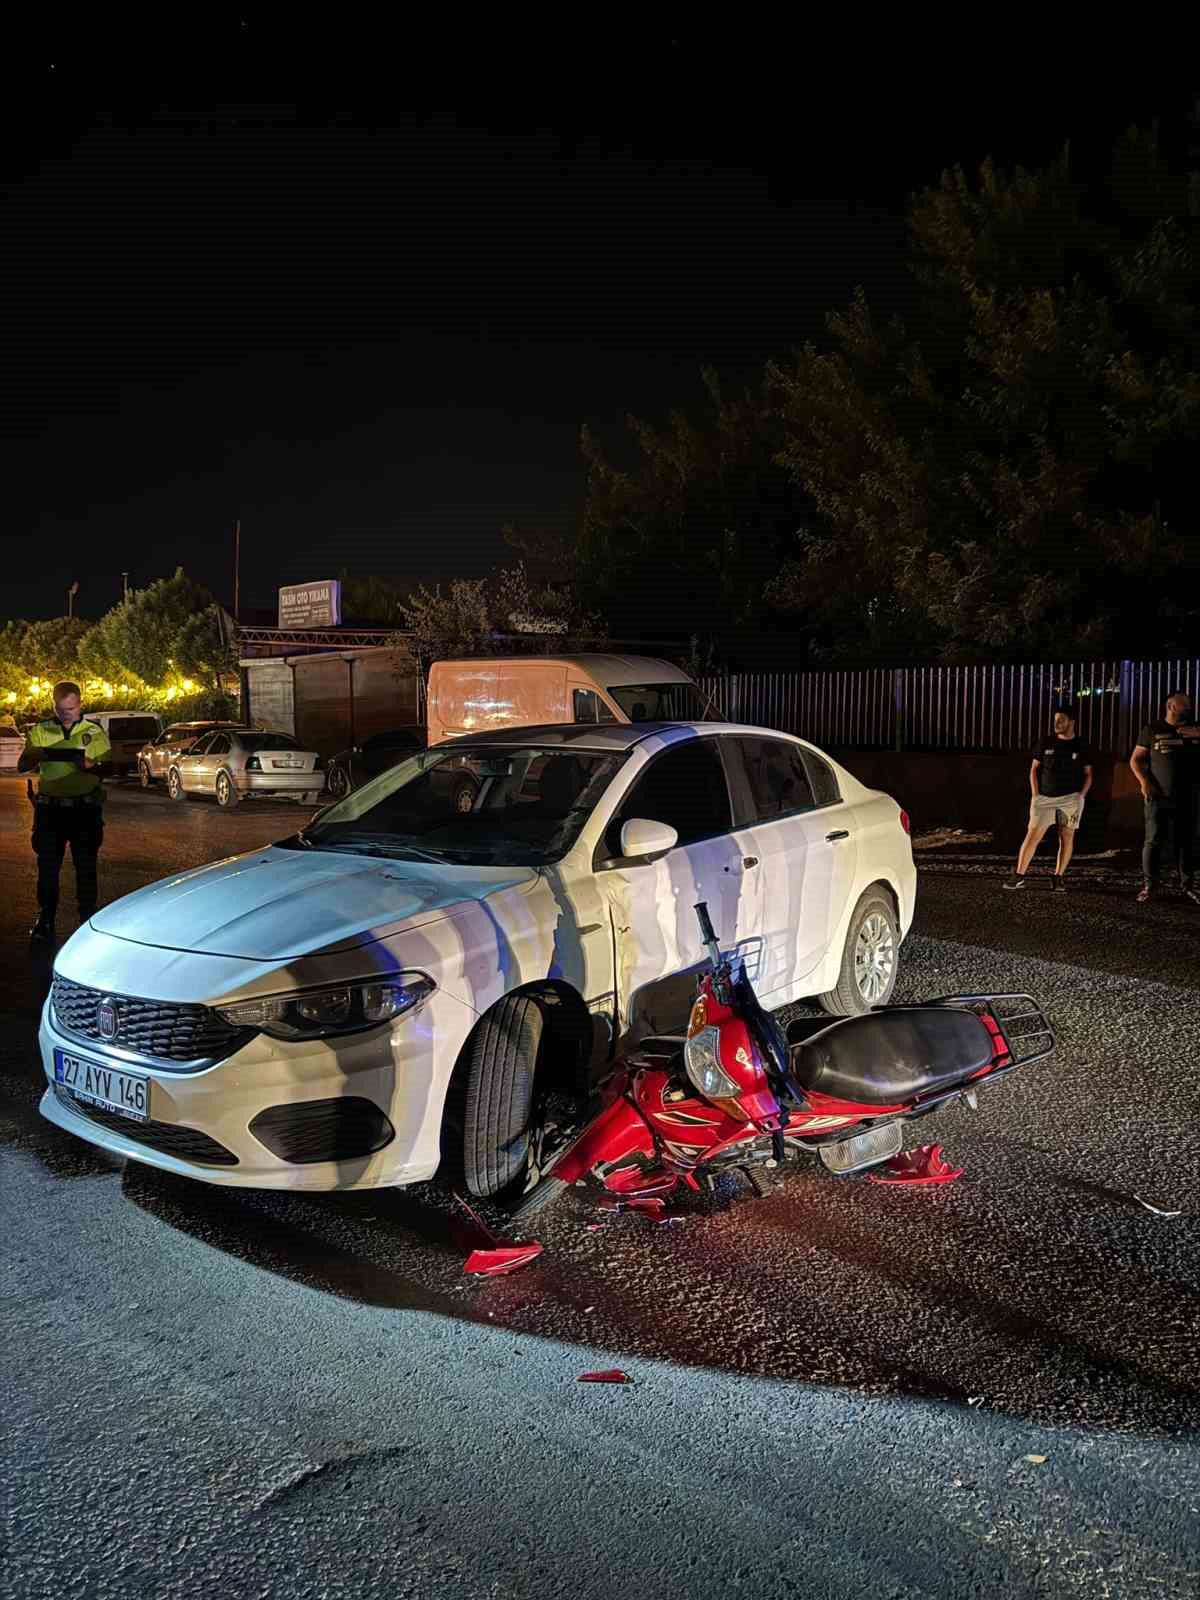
597, 1193, 666, 1214
869, 1143, 964, 1186
577, 1369, 633, 1384
463, 1244, 544, 1277
1133, 1195, 1183, 1217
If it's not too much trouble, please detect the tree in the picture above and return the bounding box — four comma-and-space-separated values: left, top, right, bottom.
101, 569, 213, 685
337, 571, 414, 627
20, 616, 93, 682
392, 561, 605, 668
172, 605, 238, 689
768, 130, 1200, 661
574, 369, 805, 642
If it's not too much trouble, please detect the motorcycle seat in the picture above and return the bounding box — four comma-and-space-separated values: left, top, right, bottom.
789, 1008, 994, 1105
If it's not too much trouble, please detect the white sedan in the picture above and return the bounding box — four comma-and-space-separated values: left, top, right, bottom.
39, 722, 916, 1198
167, 728, 325, 808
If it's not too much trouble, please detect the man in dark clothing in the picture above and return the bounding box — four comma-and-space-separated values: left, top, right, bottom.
1130, 690, 1200, 904
18, 681, 110, 942
1003, 706, 1093, 892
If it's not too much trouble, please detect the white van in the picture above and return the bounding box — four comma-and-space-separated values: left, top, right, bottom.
426, 654, 710, 745
85, 710, 163, 775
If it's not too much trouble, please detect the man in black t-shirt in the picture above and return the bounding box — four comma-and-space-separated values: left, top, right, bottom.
1003, 706, 1093, 892
1130, 690, 1200, 904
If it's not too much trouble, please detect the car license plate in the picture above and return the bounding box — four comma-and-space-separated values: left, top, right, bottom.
819, 1119, 903, 1174
54, 1050, 149, 1122
272, 756, 303, 769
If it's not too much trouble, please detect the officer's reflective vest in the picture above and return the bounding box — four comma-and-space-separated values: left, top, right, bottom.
25, 717, 111, 799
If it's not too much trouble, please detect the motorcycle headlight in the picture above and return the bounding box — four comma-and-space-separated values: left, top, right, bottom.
216, 974, 435, 1040
684, 1025, 741, 1099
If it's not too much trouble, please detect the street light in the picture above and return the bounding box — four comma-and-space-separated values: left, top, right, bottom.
68, 580, 80, 618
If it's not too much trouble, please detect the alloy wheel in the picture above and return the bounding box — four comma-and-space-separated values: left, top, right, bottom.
854, 910, 896, 1004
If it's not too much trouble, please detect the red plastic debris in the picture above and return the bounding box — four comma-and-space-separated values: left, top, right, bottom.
577, 1369, 633, 1384
597, 1193, 667, 1214
869, 1143, 964, 1186
602, 1166, 678, 1197
462, 1244, 544, 1276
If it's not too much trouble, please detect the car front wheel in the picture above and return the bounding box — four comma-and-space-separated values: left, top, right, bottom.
461, 994, 544, 1197
167, 769, 186, 801
138, 761, 152, 788
327, 764, 350, 800
818, 889, 899, 1016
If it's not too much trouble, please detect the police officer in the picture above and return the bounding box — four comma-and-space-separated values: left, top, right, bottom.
19, 681, 111, 942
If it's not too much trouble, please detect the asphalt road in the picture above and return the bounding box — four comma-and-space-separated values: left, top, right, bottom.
2, 776, 1198, 1599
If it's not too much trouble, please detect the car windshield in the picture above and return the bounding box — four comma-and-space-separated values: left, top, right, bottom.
607, 682, 711, 722
294, 744, 629, 866
238, 733, 301, 752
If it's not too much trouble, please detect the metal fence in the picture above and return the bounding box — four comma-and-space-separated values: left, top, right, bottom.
697, 658, 1200, 753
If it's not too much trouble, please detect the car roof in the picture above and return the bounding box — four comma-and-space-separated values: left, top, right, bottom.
444, 720, 727, 753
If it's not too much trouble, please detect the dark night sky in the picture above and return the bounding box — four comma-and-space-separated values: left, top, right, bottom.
1, 19, 1188, 621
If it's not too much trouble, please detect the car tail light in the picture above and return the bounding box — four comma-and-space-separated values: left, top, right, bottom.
245, 755, 261, 772
899, 809, 911, 835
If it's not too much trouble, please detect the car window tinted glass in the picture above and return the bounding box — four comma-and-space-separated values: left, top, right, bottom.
368, 730, 421, 752
188, 733, 217, 755
207, 734, 231, 755
238, 733, 301, 753
607, 683, 710, 722
737, 737, 816, 824
802, 750, 841, 806
108, 717, 159, 741
606, 738, 731, 855
301, 745, 629, 867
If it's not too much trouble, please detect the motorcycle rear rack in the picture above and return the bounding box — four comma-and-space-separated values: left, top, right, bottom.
916, 993, 1055, 1069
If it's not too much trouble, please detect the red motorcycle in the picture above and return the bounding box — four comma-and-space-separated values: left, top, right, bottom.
514, 902, 1053, 1218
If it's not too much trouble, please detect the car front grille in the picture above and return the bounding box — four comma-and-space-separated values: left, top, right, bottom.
51, 975, 253, 1067
54, 1085, 239, 1166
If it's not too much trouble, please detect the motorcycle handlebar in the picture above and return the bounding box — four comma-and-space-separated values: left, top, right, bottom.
693, 901, 717, 946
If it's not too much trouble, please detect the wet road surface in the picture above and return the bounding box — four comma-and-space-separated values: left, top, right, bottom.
2, 776, 1198, 1597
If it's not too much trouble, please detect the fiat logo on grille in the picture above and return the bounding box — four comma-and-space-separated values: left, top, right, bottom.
97, 999, 118, 1040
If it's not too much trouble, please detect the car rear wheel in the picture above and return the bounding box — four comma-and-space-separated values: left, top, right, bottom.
818, 890, 899, 1016
462, 994, 544, 1197
215, 770, 241, 809
327, 764, 351, 800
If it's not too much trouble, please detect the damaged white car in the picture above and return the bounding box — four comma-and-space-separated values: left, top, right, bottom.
39, 722, 916, 1197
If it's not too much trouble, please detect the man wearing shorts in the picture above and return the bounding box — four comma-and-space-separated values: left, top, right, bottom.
1003, 706, 1092, 892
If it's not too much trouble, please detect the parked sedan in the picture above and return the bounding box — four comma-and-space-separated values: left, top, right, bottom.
139, 721, 244, 786
325, 726, 426, 800
167, 728, 324, 808
40, 721, 915, 1201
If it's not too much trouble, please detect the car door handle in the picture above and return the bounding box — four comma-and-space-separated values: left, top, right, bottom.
825, 830, 850, 842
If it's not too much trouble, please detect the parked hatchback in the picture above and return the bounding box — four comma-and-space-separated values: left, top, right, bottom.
139, 721, 244, 786
40, 721, 915, 1201
167, 728, 324, 808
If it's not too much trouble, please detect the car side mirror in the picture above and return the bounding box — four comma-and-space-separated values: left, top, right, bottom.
619, 817, 678, 861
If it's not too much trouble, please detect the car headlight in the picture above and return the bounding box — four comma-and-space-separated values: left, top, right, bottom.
684, 1025, 741, 1099
216, 974, 435, 1040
